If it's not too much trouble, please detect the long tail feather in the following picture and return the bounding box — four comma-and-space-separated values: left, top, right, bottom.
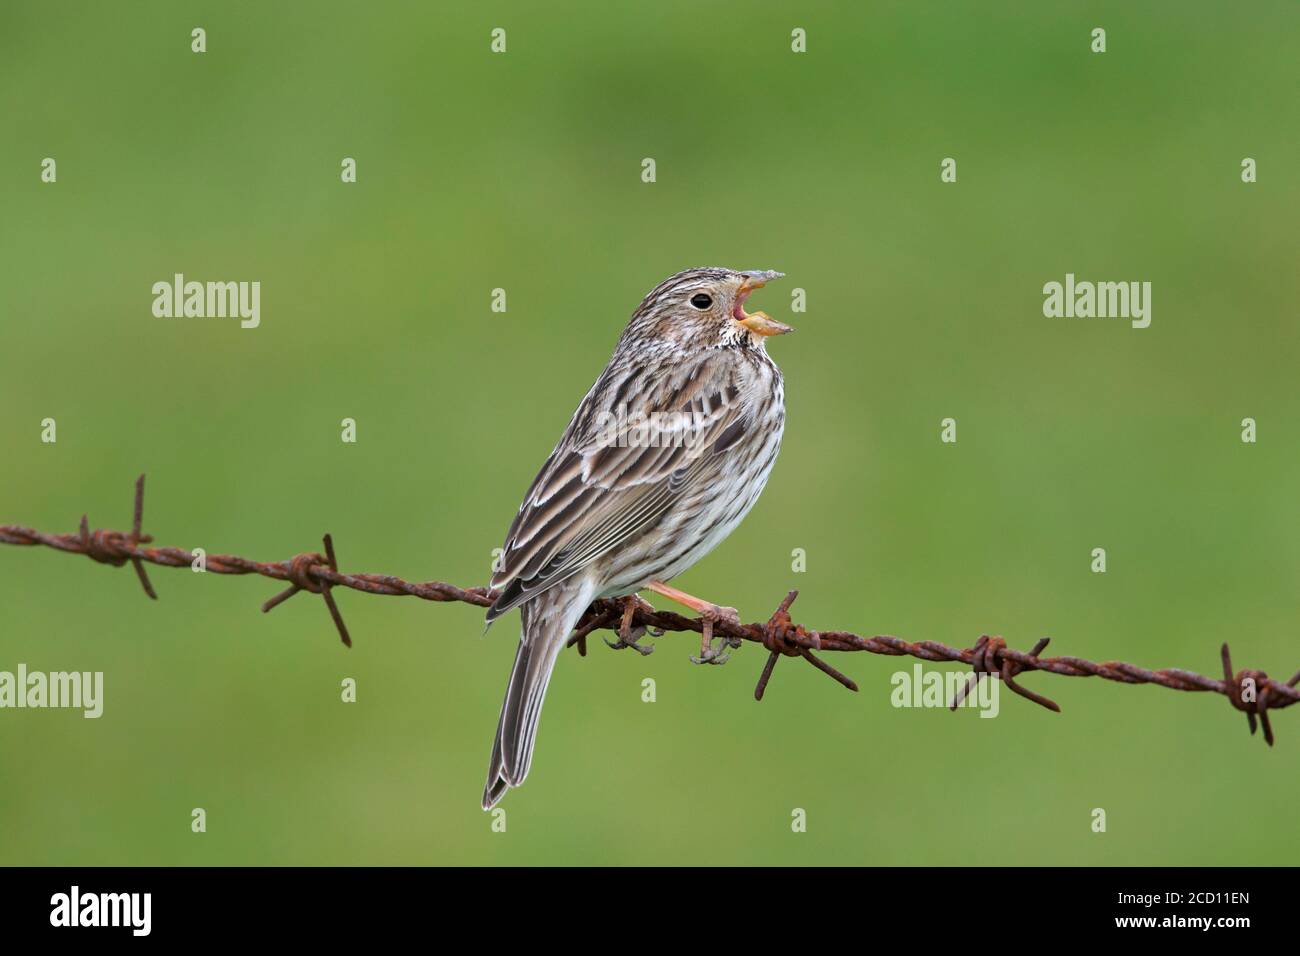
482, 578, 594, 809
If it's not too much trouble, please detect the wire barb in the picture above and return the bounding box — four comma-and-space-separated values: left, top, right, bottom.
129, 475, 158, 599
1219, 642, 1298, 747
753, 590, 858, 700
69, 474, 158, 599
950, 635, 1059, 713
3, 475, 1299, 743
260, 536, 352, 647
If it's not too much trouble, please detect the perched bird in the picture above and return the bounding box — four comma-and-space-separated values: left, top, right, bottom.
482, 267, 792, 808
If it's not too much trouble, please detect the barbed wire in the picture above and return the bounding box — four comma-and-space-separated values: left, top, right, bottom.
3, 475, 1298, 745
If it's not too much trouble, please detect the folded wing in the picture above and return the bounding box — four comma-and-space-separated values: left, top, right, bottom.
486, 352, 748, 623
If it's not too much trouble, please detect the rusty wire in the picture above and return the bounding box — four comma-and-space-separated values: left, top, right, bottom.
3, 475, 1298, 745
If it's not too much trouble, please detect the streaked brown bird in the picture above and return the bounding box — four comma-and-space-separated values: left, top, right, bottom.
482, 267, 792, 808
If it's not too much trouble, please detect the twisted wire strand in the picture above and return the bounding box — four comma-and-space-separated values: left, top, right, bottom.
3, 475, 1297, 743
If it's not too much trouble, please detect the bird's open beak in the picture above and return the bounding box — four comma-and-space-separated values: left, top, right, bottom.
734, 271, 793, 337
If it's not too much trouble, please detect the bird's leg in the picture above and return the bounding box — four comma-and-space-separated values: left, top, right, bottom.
644, 580, 741, 623
644, 580, 741, 665
603, 594, 656, 656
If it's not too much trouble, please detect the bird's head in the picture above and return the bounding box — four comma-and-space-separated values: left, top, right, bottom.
623, 267, 792, 351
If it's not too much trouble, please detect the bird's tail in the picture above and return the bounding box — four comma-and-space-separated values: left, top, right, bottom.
482, 578, 594, 809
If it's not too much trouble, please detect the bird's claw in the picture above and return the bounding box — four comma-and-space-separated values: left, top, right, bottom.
604, 625, 654, 655
690, 639, 732, 665
605, 594, 656, 655
690, 605, 743, 664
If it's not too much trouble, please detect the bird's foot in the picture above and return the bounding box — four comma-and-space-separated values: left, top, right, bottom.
603, 594, 657, 655
605, 629, 654, 656
689, 605, 743, 665
690, 638, 733, 665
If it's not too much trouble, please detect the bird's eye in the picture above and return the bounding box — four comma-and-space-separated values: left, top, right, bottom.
689, 293, 713, 310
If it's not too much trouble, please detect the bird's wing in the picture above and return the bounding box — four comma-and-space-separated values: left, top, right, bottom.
486, 351, 751, 622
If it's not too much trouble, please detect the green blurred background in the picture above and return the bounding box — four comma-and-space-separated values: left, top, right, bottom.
2, 1, 1297, 865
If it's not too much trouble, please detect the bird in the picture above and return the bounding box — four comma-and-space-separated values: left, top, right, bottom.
482, 267, 793, 809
